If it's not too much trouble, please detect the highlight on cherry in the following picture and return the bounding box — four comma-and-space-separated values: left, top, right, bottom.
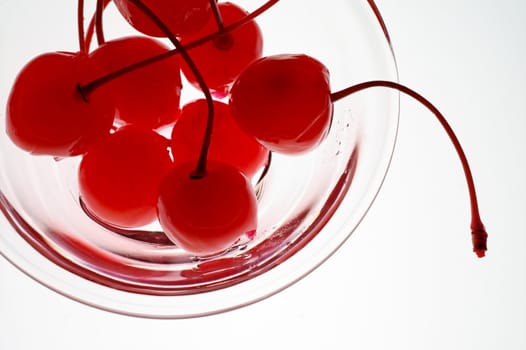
3, 0, 487, 258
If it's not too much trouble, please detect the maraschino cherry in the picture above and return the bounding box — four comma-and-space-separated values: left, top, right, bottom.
157, 161, 258, 255
6, 52, 114, 157
78, 126, 173, 228
181, 2, 264, 95
87, 36, 182, 129
229, 54, 333, 154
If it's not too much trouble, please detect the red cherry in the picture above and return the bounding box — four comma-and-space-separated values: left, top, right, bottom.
112, 0, 212, 37
157, 161, 257, 256
6, 52, 114, 157
78, 126, 173, 228
88, 36, 182, 129
170, 99, 269, 178
181, 2, 263, 95
229, 54, 333, 154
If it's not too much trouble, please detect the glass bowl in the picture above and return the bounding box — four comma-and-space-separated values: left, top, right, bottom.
0, 0, 399, 318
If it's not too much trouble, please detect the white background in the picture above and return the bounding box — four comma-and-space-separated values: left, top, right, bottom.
1, 1, 525, 349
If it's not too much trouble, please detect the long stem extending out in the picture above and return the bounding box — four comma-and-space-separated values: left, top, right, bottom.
77, 0, 86, 54
95, 0, 106, 46
78, 0, 279, 96
331, 81, 488, 258
85, 0, 111, 50
126, 0, 214, 178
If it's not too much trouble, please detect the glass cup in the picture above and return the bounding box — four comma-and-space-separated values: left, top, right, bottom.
0, 0, 399, 318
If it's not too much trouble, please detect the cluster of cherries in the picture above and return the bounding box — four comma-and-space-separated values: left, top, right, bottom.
4, 0, 488, 257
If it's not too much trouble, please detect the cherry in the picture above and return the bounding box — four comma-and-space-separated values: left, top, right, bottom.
170, 99, 269, 178
181, 2, 264, 95
112, 0, 212, 38
78, 126, 173, 228
229, 54, 333, 154
6, 52, 114, 157
157, 161, 258, 255
87, 36, 182, 129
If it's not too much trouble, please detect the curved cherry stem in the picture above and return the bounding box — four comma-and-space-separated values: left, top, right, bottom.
78, 0, 279, 96
85, 0, 110, 50
125, 0, 214, 179
77, 0, 86, 54
95, 0, 106, 46
331, 81, 488, 257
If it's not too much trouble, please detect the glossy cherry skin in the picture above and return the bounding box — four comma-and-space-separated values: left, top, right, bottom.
181, 2, 263, 95
170, 99, 269, 178
112, 0, 212, 38
88, 36, 182, 129
229, 54, 333, 154
78, 126, 173, 228
157, 161, 258, 256
6, 52, 114, 157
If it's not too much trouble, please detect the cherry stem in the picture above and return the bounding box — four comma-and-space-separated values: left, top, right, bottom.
78, 0, 279, 96
126, 0, 214, 179
209, 0, 234, 50
209, 0, 225, 30
95, 0, 106, 46
85, 0, 110, 50
331, 81, 488, 258
77, 0, 86, 54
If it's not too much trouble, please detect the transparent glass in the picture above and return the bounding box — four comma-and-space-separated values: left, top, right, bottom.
0, 0, 399, 318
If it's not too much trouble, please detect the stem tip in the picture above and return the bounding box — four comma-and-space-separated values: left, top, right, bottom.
472, 227, 488, 258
